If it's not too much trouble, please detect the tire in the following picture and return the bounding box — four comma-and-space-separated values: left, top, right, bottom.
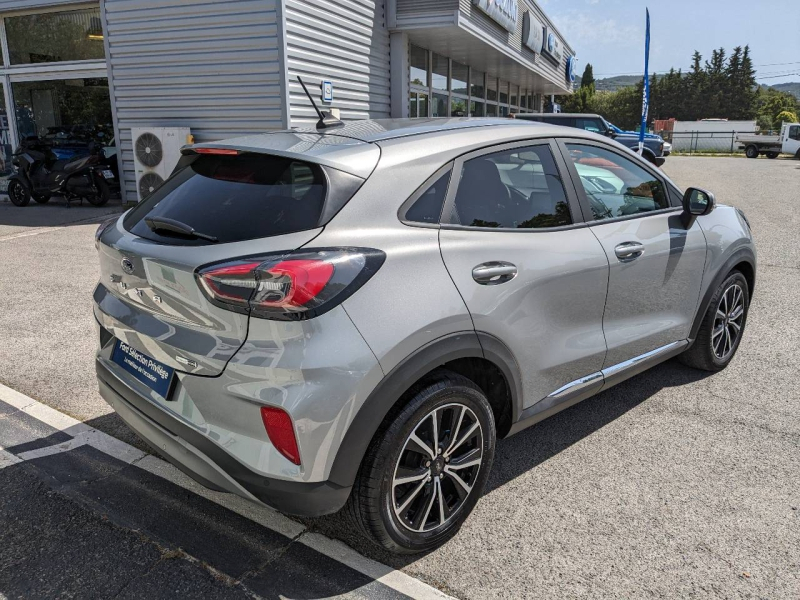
86, 178, 110, 206
679, 271, 749, 372
766, 152, 779, 159
348, 371, 496, 554
33, 194, 50, 204
745, 145, 759, 159
7, 180, 31, 207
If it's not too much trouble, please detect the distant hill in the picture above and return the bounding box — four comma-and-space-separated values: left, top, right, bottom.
769, 82, 800, 100
575, 75, 800, 98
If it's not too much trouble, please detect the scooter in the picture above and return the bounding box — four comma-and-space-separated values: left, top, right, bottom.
7, 137, 117, 208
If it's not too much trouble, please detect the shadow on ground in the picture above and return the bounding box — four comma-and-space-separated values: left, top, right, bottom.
0, 195, 123, 235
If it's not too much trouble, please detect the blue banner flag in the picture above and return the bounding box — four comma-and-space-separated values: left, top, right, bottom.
638, 8, 650, 154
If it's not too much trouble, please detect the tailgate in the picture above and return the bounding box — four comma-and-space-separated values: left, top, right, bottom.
94, 219, 321, 376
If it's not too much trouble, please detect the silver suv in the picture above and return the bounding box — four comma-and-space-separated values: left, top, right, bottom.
94, 119, 755, 554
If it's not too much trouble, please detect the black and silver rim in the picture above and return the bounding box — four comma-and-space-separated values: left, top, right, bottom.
392, 403, 483, 533
712, 283, 745, 360
9, 182, 25, 204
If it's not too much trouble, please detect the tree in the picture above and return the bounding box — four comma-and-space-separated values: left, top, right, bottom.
580, 64, 595, 91
775, 110, 798, 127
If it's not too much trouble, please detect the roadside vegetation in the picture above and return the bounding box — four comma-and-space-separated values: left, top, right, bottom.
556, 46, 799, 132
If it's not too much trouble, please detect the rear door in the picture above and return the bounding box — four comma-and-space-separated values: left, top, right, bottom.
94, 150, 347, 376
558, 139, 706, 367
438, 140, 609, 410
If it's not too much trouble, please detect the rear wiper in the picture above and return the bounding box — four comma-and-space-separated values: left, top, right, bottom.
144, 216, 218, 243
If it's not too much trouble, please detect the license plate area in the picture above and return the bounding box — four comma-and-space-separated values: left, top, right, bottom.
101, 170, 115, 179
111, 339, 175, 400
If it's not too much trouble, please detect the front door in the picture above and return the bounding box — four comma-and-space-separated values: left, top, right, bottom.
785, 125, 800, 156
438, 140, 609, 409
560, 141, 707, 367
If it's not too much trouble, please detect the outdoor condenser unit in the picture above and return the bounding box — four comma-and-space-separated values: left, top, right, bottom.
131, 127, 191, 201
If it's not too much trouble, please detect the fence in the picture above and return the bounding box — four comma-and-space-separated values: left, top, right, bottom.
655, 130, 779, 154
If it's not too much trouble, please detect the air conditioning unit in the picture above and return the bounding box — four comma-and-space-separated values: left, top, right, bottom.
131, 127, 191, 201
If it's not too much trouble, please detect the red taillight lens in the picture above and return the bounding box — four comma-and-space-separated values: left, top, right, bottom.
260, 406, 301, 465
196, 248, 385, 320
193, 147, 240, 155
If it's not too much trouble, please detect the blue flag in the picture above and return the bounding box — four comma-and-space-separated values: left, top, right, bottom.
639, 8, 650, 154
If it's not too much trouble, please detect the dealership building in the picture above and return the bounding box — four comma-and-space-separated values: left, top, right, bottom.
0, 0, 575, 202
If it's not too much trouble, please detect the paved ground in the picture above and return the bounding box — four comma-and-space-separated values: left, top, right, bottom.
0, 156, 798, 599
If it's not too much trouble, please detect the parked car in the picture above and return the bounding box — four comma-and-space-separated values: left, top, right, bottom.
736, 123, 800, 159
94, 118, 755, 554
607, 121, 671, 155
514, 112, 666, 166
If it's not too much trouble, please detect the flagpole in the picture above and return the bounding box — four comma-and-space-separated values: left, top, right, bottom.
639, 8, 651, 155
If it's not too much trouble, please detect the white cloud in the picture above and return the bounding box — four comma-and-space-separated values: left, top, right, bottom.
552, 11, 641, 49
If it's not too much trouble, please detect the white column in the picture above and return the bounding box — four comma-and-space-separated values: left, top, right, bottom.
390, 32, 409, 118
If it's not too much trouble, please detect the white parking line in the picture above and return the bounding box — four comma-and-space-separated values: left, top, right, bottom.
0, 382, 456, 600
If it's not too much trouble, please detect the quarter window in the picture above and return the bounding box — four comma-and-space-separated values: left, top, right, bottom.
405, 171, 451, 225
451, 145, 572, 229
565, 144, 668, 220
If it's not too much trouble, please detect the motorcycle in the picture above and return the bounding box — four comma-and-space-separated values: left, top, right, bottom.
7, 136, 118, 208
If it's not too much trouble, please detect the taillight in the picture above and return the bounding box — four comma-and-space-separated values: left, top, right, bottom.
260, 406, 301, 465
196, 248, 385, 320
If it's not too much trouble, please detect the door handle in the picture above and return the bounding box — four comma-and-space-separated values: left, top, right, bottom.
472, 262, 517, 285
614, 242, 646, 260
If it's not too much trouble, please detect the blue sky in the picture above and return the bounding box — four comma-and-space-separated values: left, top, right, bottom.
541, 0, 800, 85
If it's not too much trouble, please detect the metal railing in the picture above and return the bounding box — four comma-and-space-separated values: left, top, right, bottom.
656, 130, 778, 154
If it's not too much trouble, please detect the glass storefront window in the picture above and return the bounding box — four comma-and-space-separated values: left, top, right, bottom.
486, 77, 497, 102
470, 101, 485, 117
520, 92, 527, 110
6, 8, 106, 66
499, 106, 508, 117
0, 87, 13, 192
451, 97, 467, 117
410, 45, 428, 87
471, 69, 485, 99
13, 78, 113, 143
510, 85, 518, 107
432, 53, 448, 90
499, 81, 508, 105
409, 92, 429, 118
452, 61, 468, 95
432, 92, 448, 117
486, 104, 497, 117
528, 94, 535, 111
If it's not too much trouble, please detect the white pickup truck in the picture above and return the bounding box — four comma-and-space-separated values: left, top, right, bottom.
736, 123, 800, 159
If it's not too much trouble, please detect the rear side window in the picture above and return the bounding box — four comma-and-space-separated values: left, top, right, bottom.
404, 170, 450, 225
124, 153, 327, 245
449, 145, 571, 229
575, 118, 604, 133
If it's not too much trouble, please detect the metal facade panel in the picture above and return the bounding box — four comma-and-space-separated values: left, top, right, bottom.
285, 0, 391, 128
104, 0, 283, 200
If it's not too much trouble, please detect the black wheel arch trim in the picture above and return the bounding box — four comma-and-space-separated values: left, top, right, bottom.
327, 330, 523, 488
689, 246, 756, 342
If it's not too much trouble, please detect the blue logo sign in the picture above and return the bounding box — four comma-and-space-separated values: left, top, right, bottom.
567, 56, 577, 84
321, 80, 333, 104
547, 33, 555, 53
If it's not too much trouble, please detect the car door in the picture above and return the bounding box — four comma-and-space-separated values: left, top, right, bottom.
438, 140, 610, 411
558, 140, 707, 368
785, 125, 800, 155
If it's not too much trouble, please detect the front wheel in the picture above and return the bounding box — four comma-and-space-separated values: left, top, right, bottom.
8, 180, 31, 207
679, 271, 750, 371
766, 152, 779, 159
745, 145, 759, 159
348, 371, 496, 553
86, 177, 110, 206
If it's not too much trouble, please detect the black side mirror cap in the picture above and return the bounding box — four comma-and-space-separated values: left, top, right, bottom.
681, 187, 716, 227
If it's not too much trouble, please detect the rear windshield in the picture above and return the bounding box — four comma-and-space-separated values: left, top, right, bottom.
124, 153, 327, 245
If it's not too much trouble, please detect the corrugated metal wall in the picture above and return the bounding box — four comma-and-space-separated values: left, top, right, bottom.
396, 0, 458, 18
284, 0, 390, 128
103, 0, 284, 200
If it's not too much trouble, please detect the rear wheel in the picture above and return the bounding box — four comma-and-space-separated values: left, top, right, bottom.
745, 145, 759, 159
8, 180, 31, 206
348, 371, 496, 553
679, 271, 749, 371
766, 152, 779, 159
86, 178, 110, 206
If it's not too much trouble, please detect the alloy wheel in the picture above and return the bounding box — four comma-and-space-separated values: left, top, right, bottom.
392, 403, 484, 533
711, 283, 745, 360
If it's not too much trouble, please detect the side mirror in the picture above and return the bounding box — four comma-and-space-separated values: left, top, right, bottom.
607, 130, 617, 139
681, 187, 715, 227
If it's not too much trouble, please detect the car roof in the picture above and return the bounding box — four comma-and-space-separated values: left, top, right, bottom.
515, 113, 603, 119
294, 118, 523, 142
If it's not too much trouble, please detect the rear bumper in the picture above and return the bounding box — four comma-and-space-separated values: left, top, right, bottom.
96, 357, 351, 517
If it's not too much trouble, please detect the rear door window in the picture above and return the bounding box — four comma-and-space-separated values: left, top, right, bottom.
124, 153, 327, 245
448, 145, 572, 229
575, 118, 604, 134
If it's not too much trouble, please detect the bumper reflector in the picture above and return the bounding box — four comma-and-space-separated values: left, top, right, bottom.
260, 406, 301, 465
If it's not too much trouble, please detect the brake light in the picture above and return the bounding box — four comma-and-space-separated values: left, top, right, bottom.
196, 248, 385, 320
260, 406, 301, 465
193, 147, 239, 155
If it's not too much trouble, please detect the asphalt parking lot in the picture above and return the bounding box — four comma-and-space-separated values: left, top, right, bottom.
1, 156, 798, 599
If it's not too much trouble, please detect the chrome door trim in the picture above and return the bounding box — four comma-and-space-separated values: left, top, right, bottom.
547, 371, 603, 402
601, 340, 687, 382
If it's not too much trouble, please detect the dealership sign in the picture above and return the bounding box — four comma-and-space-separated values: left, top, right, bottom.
473, 0, 518, 33
566, 56, 577, 84
522, 12, 544, 53
541, 28, 563, 65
